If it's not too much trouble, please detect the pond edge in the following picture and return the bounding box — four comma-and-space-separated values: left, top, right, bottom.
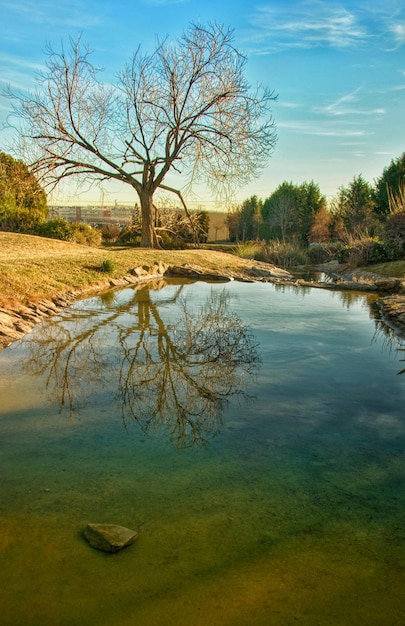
1, 260, 404, 350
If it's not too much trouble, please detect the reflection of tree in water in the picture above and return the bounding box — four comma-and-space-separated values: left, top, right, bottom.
24, 282, 259, 447
372, 319, 405, 376
118, 287, 259, 445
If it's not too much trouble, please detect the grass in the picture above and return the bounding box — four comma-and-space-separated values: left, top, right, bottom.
364, 260, 405, 278
0, 232, 258, 308
1, 232, 404, 310
231, 241, 263, 260
232, 240, 309, 267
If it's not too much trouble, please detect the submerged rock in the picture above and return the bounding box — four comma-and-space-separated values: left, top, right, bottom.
83, 523, 137, 553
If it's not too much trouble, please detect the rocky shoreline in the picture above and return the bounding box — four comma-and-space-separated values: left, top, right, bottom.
1, 260, 405, 351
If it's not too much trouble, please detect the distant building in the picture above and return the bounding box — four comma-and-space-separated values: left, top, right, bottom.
50, 205, 230, 241
49, 205, 134, 227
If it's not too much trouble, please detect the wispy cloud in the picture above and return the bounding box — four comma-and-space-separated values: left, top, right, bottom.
0, 53, 44, 74
1, 0, 103, 29
316, 87, 385, 117
391, 23, 405, 43
0, 53, 45, 94
249, 2, 368, 52
248, 1, 405, 53
319, 88, 362, 115
278, 119, 368, 138
277, 101, 303, 109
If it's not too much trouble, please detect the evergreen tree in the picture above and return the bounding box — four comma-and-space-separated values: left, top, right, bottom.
262, 181, 326, 243
334, 175, 376, 236
229, 195, 263, 242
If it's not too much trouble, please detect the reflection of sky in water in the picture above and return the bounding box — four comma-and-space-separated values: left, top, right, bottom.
0, 280, 405, 625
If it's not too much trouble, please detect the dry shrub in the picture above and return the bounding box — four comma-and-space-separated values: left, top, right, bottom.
385, 211, 405, 260
71, 222, 102, 247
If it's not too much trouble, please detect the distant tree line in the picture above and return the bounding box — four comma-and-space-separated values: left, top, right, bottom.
228, 151, 405, 265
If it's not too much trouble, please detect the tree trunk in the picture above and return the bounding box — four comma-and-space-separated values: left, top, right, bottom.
139, 189, 159, 248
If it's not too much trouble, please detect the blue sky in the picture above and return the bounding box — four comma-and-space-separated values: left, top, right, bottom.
0, 0, 404, 208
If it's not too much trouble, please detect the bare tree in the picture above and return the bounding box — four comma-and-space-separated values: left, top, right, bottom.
7, 23, 277, 247
264, 188, 297, 242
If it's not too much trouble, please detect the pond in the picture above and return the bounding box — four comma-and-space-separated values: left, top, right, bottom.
1, 279, 404, 626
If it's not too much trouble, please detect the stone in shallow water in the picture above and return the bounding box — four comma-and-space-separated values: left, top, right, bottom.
83, 523, 137, 553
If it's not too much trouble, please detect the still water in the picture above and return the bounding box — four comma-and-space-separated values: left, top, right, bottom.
1, 279, 404, 626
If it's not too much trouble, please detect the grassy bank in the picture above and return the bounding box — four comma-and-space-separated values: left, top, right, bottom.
0, 232, 256, 308
360, 260, 405, 278
1, 232, 405, 309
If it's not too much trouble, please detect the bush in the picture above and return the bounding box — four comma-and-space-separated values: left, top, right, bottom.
70, 222, 102, 246
335, 238, 389, 267
367, 240, 389, 264
117, 226, 141, 246
35, 218, 73, 241
0, 152, 48, 230
335, 245, 351, 264
385, 211, 405, 260
307, 243, 343, 264
263, 241, 309, 267
232, 241, 262, 259
232, 240, 308, 267
158, 230, 187, 249
0, 208, 48, 233
101, 223, 121, 242
99, 259, 116, 273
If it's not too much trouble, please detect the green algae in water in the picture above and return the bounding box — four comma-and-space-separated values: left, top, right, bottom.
0, 280, 405, 626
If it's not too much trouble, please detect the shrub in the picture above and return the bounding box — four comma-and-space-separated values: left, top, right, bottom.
101, 223, 121, 242
35, 218, 73, 241
70, 222, 102, 246
158, 230, 187, 249
0, 152, 48, 231
99, 259, 116, 273
263, 240, 309, 267
335, 238, 389, 267
307, 243, 342, 264
117, 226, 141, 246
367, 240, 389, 264
385, 211, 405, 260
232, 240, 308, 267
232, 241, 262, 259
335, 245, 351, 264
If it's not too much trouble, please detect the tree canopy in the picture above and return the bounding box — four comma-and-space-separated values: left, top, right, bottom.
261, 181, 326, 242
332, 175, 376, 235
8, 23, 277, 247
0, 152, 47, 230
228, 195, 263, 242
